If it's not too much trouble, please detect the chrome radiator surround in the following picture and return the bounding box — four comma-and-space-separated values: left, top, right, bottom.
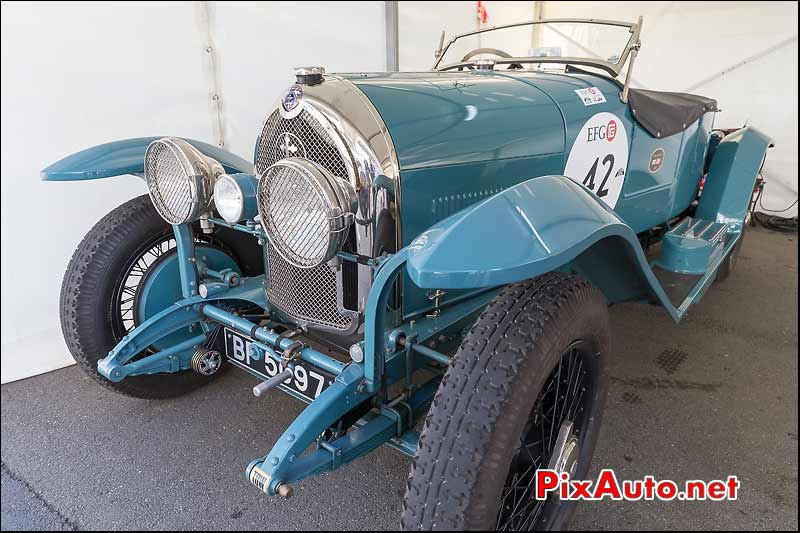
255, 76, 400, 333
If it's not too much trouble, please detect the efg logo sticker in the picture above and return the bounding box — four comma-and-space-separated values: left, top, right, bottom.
586, 118, 617, 143
606, 120, 617, 142
575, 87, 606, 106
649, 148, 665, 173
564, 112, 629, 209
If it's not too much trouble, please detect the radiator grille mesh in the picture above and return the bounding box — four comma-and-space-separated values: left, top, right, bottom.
256, 108, 354, 331
266, 246, 352, 331
255, 109, 349, 179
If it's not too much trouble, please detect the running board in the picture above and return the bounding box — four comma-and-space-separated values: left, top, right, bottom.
651, 217, 740, 316
655, 217, 728, 275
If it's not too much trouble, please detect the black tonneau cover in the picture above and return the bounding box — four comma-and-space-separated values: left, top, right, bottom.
628, 89, 718, 138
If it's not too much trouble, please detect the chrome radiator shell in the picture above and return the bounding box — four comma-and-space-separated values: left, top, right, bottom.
255, 77, 400, 333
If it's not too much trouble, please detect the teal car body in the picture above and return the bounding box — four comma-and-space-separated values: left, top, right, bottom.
44, 17, 771, 502
345, 70, 732, 317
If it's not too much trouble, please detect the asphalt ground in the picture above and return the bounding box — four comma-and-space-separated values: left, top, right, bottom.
2, 225, 797, 530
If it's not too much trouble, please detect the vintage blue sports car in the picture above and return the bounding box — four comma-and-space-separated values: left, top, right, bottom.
45, 17, 770, 530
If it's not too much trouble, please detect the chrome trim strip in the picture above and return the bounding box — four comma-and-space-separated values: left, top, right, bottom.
335, 76, 402, 312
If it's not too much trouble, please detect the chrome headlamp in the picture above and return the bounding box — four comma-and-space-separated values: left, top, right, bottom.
213, 173, 258, 224
144, 137, 223, 225
257, 157, 356, 269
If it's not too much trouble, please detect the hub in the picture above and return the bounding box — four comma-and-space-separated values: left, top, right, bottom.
191, 348, 222, 376
547, 420, 580, 478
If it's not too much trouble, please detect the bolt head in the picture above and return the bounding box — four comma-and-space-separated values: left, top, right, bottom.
348, 343, 364, 363
277, 484, 294, 498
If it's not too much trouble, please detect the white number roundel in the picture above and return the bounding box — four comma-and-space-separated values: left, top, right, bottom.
564, 112, 629, 209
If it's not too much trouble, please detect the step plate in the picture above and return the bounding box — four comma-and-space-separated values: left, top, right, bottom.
656, 217, 729, 275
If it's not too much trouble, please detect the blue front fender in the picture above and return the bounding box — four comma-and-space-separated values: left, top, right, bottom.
405, 175, 686, 321
41, 137, 252, 181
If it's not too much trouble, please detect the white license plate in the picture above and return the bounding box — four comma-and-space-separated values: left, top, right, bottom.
224, 328, 333, 401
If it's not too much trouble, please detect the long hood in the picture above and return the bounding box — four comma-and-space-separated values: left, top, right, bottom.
344, 72, 563, 169
344, 71, 620, 171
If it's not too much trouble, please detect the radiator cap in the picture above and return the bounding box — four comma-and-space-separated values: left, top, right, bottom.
293, 66, 325, 85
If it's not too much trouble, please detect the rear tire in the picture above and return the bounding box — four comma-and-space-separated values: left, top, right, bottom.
60, 195, 227, 399
401, 272, 610, 531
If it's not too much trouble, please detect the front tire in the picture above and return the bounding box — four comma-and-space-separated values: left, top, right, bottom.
401, 272, 610, 531
60, 195, 228, 399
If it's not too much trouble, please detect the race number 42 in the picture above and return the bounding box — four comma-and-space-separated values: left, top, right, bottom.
583, 153, 616, 198
565, 112, 629, 208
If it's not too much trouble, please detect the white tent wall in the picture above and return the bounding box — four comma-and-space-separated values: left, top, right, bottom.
399, 1, 537, 70
209, 1, 386, 160
0, 1, 386, 383
399, 1, 478, 71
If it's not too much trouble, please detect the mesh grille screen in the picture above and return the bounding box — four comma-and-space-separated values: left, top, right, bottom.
255, 109, 349, 179
259, 164, 329, 268
145, 142, 193, 224
256, 108, 354, 331
266, 246, 352, 331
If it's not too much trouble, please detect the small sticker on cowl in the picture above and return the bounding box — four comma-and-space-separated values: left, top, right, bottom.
575, 87, 606, 106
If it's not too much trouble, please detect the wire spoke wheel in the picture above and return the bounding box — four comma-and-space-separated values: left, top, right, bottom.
401, 273, 609, 531
110, 231, 235, 340
496, 341, 593, 531
61, 195, 243, 399
112, 232, 176, 336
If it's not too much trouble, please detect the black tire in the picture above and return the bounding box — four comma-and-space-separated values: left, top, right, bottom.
60, 195, 229, 399
716, 228, 745, 282
401, 272, 610, 531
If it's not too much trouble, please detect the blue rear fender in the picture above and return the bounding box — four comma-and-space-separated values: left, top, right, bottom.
696, 126, 773, 232
41, 137, 253, 181
404, 175, 686, 322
